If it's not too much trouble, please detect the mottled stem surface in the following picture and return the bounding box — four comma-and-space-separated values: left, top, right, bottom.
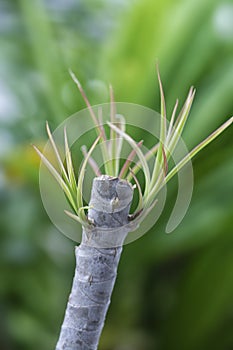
55, 176, 133, 350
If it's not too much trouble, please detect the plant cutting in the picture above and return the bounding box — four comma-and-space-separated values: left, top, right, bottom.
34, 68, 232, 350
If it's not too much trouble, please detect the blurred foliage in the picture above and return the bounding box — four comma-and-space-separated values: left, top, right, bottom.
0, 0, 233, 349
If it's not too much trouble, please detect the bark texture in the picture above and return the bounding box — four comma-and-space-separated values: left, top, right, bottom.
55, 176, 133, 350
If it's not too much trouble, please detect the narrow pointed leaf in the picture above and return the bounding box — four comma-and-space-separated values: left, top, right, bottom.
162, 145, 168, 176
166, 99, 179, 142
97, 107, 113, 175
107, 122, 151, 196
114, 114, 126, 176
119, 140, 143, 179
46, 122, 69, 183
97, 107, 107, 142
157, 64, 167, 135
81, 145, 102, 177
127, 143, 159, 181
166, 88, 195, 159
68, 68, 112, 176
64, 210, 86, 226
33, 145, 77, 212
165, 117, 233, 184
129, 167, 143, 212
173, 87, 195, 130
69, 69, 105, 141
77, 135, 101, 221
64, 127, 77, 192
150, 66, 167, 189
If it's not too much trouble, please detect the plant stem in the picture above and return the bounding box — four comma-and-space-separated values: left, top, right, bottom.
55, 176, 133, 350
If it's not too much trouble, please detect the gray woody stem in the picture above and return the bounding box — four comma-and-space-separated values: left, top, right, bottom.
55, 176, 134, 350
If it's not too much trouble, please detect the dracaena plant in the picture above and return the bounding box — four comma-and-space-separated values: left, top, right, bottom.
34, 68, 232, 350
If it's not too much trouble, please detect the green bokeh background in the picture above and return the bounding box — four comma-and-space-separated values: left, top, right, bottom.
0, 0, 233, 349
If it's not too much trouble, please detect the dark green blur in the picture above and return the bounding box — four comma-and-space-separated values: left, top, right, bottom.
0, 0, 232, 349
